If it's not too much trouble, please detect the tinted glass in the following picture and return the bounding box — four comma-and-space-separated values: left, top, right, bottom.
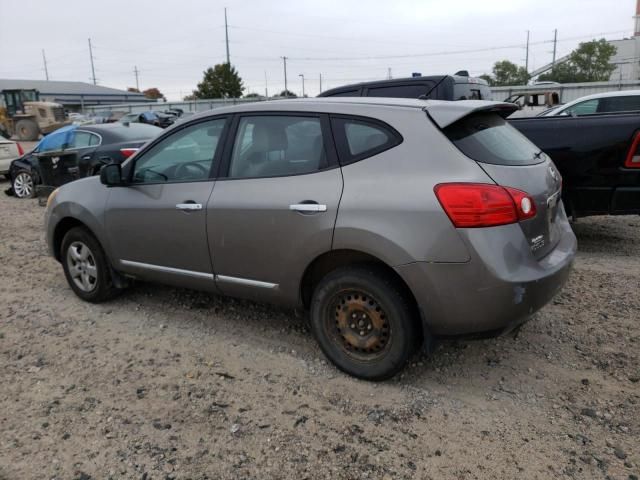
71, 131, 99, 148
111, 124, 162, 140
229, 116, 326, 178
325, 89, 359, 97
564, 99, 599, 116
444, 113, 542, 166
367, 84, 430, 98
598, 95, 640, 113
132, 119, 225, 183
344, 122, 391, 156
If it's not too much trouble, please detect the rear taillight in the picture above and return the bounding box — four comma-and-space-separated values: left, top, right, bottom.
625, 132, 640, 168
120, 148, 138, 159
434, 183, 537, 228
16, 143, 24, 156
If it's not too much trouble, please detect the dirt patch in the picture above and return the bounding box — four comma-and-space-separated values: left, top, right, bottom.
0, 183, 638, 479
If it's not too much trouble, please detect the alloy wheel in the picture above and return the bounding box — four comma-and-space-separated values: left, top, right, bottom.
13, 172, 34, 198
66, 241, 98, 292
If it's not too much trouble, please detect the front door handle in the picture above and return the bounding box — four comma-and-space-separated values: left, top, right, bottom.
289, 203, 327, 213
176, 202, 203, 211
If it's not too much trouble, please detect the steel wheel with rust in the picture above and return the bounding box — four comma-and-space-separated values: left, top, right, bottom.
310, 265, 420, 381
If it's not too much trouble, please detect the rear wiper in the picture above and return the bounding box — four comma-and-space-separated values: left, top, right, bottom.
533, 150, 544, 160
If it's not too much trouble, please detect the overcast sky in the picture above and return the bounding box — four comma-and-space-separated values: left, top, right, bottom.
0, 0, 635, 100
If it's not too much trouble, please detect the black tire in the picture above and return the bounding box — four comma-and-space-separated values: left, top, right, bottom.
310, 265, 420, 381
15, 119, 39, 141
60, 227, 120, 303
11, 169, 36, 198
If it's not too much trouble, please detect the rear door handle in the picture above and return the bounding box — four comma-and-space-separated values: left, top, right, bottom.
176, 202, 203, 211
289, 203, 327, 213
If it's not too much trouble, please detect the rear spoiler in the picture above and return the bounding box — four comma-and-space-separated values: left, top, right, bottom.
423, 100, 518, 128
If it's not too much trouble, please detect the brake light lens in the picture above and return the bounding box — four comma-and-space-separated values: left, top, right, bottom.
120, 148, 139, 159
624, 132, 640, 168
434, 183, 537, 228
16, 142, 24, 156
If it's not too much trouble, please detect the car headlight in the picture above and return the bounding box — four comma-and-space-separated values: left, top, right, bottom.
46, 188, 60, 208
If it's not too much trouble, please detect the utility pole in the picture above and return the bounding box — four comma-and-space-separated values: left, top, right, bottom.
281, 56, 288, 96
264, 71, 269, 98
319, 73, 322, 93
134, 66, 140, 91
525, 30, 530, 74
552, 29, 558, 67
299, 74, 305, 97
42, 49, 49, 81
224, 7, 230, 65
88, 38, 96, 85
387, 67, 392, 80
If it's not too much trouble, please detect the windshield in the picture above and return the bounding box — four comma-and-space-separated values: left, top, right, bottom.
444, 112, 544, 166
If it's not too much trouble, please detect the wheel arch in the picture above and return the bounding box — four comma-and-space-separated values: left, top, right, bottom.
299, 249, 426, 341
52, 217, 98, 262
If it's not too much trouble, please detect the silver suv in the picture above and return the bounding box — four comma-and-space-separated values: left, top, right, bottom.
45, 98, 576, 380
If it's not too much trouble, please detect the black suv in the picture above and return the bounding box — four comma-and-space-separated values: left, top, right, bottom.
318, 72, 493, 101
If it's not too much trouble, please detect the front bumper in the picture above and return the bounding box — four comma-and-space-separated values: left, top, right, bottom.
395, 206, 577, 336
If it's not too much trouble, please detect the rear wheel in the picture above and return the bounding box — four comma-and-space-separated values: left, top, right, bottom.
61, 227, 120, 303
12, 170, 36, 198
310, 266, 420, 381
15, 119, 39, 141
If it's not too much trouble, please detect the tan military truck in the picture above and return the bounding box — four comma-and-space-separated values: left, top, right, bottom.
0, 89, 70, 141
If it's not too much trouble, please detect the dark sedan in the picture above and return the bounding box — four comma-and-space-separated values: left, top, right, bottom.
8, 123, 162, 198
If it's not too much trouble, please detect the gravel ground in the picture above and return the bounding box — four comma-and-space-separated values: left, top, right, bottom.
0, 181, 638, 480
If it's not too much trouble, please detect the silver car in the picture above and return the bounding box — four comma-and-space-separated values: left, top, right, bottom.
44, 98, 576, 380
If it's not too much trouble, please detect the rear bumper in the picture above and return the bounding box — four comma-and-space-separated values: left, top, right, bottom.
395, 206, 577, 336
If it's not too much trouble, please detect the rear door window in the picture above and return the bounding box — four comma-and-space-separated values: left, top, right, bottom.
326, 89, 360, 97
597, 95, 640, 113
444, 113, 543, 166
563, 99, 599, 116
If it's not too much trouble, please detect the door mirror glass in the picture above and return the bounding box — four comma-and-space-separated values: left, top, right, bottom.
100, 163, 123, 186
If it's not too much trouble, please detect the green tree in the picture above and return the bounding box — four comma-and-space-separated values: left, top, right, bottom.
191, 63, 244, 99
127, 87, 140, 93
478, 74, 494, 86
276, 89, 297, 98
538, 39, 617, 83
489, 60, 530, 86
244, 92, 261, 98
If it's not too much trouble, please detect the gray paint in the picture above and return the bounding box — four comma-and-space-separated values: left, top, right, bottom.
45, 98, 576, 336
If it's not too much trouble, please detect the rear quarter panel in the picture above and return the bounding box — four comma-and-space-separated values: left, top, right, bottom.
333, 108, 494, 265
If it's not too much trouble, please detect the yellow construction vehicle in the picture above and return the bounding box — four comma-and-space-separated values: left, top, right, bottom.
0, 89, 70, 141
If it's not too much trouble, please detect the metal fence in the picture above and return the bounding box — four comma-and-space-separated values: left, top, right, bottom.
491, 80, 640, 104
81, 97, 269, 115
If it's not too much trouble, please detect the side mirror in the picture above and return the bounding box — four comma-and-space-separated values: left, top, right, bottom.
100, 163, 124, 186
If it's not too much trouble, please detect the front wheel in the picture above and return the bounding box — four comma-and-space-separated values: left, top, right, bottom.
12, 170, 36, 198
310, 266, 421, 381
61, 227, 120, 303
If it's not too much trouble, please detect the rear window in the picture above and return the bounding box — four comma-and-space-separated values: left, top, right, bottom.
366, 83, 433, 98
444, 113, 542, 166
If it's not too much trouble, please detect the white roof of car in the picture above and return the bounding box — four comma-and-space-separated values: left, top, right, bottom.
551, 89, 640, 114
